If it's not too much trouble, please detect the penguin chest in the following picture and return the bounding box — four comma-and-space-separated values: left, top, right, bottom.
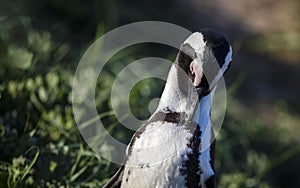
121, 122, 194, 188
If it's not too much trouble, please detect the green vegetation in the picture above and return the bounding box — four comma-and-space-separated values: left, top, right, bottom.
0, 0, 299, 187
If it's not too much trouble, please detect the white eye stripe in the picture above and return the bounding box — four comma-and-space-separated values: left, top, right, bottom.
183, 32, 206, 59
209, 46, 232, 90
224, 46, 233, 70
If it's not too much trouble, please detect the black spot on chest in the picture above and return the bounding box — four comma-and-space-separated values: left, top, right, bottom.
180, 122, 202, 187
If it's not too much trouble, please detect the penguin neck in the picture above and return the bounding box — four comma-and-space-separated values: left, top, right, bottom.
156, 64, 198, 119
193, 88, 216, 153
192, 90, 215, 128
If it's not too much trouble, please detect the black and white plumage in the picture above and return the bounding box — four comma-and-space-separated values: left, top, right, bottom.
104, 29, 232, 188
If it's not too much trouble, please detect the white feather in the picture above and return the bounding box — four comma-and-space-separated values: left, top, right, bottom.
156, 64, 193, 115
192, 87, 216, 185
198, 88, 216, 184
183, 32, 206, 59
122, 122, 192, 188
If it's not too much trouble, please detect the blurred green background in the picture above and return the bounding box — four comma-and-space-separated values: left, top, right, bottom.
0, 0, 299, 187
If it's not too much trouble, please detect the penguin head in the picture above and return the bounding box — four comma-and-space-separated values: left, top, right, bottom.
176, 29, 232, 97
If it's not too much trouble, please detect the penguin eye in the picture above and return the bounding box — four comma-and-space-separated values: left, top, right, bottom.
189, 63, 196, 82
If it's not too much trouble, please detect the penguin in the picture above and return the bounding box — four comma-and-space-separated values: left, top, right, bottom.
103, 28, 233, 188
